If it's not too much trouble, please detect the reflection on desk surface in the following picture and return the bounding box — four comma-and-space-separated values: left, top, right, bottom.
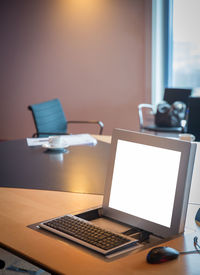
0, 138, 110, 194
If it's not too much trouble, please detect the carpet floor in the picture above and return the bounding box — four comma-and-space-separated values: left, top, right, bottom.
0, 248, 50, 275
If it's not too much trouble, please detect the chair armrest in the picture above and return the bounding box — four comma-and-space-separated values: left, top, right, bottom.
138, 104, 155, 129
68, 120, 104, 135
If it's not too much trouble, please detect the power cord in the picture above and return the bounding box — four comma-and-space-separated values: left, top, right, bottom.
180, 236, 200, 255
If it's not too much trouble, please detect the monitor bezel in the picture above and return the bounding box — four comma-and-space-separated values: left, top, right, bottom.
103, 129, 196, 238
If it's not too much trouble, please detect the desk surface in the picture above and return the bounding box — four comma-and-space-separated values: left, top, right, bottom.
0, 135, 200, 274
0, 187, 200, 275
0, 136, 110, 194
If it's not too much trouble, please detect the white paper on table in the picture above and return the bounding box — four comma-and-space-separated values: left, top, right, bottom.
61, 134, 97, 147
26, 138, 49, 147
26, 134, 97, 147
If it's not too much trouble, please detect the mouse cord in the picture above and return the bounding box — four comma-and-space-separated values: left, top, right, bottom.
180, 236, 200, 255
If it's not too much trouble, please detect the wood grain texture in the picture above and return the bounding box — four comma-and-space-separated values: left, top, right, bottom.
1, 136, 200, 274
1, 187, 200, 275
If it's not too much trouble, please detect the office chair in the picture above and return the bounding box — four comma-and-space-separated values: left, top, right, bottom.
186, 96, 200, 141
28, 98, 104, 137
163, 88, 192, 107
138, 88, 192, 134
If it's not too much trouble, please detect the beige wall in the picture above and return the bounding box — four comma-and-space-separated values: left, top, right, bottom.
0, 0, 152, 140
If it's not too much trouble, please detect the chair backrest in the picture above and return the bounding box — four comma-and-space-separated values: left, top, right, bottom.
187, 97, 200, 141
28, 99, 67, 137
164, 88, 192, 107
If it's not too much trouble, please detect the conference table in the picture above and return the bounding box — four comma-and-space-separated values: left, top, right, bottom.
0, 135, 200, 275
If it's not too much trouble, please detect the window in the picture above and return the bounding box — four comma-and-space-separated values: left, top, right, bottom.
152, 0, 200, 104
172, 0, 200, 89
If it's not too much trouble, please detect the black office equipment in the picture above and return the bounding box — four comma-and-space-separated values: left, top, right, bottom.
164, 88, 192, 108
138, 88, 192, 134
146, 246, 180, 264
0, 260, 5, 269
155, 101, 186, 127
187, 97, 200, 141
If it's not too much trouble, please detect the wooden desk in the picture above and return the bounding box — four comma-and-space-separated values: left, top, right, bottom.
0, 135, 200, 274
0, 188, 200, 275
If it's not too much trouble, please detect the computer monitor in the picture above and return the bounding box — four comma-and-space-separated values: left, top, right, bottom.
103, 129, 196, 238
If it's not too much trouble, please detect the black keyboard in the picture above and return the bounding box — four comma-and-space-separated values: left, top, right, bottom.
39, 214, 138, 256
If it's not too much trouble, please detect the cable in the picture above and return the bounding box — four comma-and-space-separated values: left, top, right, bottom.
194, 236, 200, 254
180, 250, 199, 255
180, 236, 200, 255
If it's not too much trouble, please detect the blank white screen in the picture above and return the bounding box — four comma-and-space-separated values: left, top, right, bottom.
109, 140, 181, 228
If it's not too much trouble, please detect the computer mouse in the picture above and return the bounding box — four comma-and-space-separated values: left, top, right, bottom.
146, 246, 180, 264
195, 208, 200, 226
